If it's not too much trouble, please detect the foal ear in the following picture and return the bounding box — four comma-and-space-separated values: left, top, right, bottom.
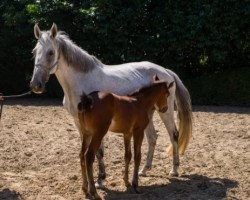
34, 24, 41, 39
78, 102, 84, 112
85, 96, 93, 109
78, 95, 93, 112
168, 81, 174, 89
153, 74, 160, 81
50, 23, 58, 38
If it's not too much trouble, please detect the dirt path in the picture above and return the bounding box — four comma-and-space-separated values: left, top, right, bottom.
0, 99, 249, 200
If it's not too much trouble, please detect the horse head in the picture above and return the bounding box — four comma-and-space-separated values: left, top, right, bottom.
30, 23, 60, 93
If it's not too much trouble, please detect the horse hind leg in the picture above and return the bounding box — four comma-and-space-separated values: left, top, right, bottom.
95, 141, 106, 188
158, 97, 180, 176
139, 110, 157, 176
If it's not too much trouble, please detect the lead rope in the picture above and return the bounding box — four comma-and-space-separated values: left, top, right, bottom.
0, 91, 32, 121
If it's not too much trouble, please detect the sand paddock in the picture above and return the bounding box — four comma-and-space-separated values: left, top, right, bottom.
0, 99, 249, 200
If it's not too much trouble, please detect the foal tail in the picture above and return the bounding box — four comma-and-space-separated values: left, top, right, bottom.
78, 92, 93, 112
166, 69, 193, 156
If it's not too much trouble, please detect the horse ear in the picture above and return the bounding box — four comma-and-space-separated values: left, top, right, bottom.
168, 81, 174, 89
34, 24, 41, 39
50, 23, 58, 38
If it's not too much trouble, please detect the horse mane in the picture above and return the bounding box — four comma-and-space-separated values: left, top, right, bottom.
33, 31, 101, 73
56, 31, 102, 73
129, 80, 167, 97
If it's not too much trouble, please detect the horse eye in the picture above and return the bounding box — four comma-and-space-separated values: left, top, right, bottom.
48, 50, 54, 56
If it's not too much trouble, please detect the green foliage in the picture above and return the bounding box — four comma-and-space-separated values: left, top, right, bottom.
185, 67, 250, 106
0, 0, 249, 105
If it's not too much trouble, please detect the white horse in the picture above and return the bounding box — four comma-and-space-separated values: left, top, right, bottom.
30, 23, 192, 194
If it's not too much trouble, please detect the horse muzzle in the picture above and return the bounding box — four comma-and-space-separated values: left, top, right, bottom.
30, 81, 45, 94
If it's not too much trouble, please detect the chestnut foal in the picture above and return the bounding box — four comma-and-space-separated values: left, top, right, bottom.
78, 79, 174, 199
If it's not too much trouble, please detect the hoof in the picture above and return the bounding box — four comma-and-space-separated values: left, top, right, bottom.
123, 177, 131, 188
138, 170, 147, 177
139, 166, 151, 176
169, 171, 179, 177
87, 192, 102, 200
132, 185, 140, 194
95, 181, 104, 189
124, 181, 131, 188
93, 194, 102, 200
127, 185, 140, 194
85, 193, 92, 200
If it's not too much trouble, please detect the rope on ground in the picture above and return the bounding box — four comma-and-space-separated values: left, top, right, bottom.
0, 91, 32, 121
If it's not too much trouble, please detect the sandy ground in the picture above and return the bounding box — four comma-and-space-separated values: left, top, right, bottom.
0, 98, 249, 200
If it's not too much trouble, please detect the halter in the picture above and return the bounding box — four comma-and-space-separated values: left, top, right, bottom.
35, 53, 60, 74
50, 53, 60, 74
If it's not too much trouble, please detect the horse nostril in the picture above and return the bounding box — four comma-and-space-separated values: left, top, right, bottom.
37, 82, 42, 89
30, 81, 43, 91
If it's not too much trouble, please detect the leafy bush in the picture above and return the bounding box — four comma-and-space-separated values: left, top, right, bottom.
185, 67, 250, 106
0, 0, 249, 105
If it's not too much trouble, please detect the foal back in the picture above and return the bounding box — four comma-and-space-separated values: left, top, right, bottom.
79, 91, 142, 134
78, 81, 172, 134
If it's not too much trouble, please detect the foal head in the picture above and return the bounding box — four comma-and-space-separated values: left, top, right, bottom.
78, 92, 93, 112
131, 76, 174, 113
153, 80, 174, 113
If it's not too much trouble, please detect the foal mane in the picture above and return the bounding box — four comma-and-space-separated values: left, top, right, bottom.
130, 80, 167, 97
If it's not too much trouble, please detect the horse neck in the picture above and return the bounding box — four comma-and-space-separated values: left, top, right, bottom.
54, 56, 103, 115
135, 84, 164, 109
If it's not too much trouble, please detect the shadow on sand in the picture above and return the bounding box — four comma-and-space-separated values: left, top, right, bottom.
102, 174, 239, 200
193, 105, 250, 114
4, 98, 250, 114
3, 97, 62, 107
0, 188, 22, 200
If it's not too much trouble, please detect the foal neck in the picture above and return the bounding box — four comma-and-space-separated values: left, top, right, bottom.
132, 82, 167, 108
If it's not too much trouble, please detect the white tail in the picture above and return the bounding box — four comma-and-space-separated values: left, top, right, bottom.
166, 69, 193, 156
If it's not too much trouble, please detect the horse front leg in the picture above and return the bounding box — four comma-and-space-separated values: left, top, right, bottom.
139, 110, 157, 176
158, 96, 180, 176
95, 141, 106, 188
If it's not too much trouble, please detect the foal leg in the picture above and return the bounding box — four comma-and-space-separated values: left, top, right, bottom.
158, 95, 179, 176
132, 129, 144, 193
85, 135, 104, 200
139, 110, 158, 176
95, 141, 106, 188
123, 134, 132, 188
79, 134, 91, 197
